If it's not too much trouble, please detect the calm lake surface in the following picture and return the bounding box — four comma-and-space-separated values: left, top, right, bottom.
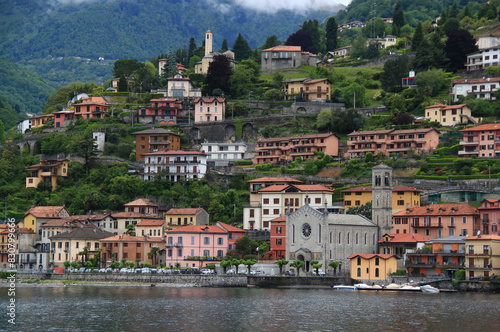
1, 285, 499, 331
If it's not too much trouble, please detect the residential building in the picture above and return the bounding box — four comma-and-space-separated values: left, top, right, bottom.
200, 141, 248, 167
16, 118, 31, 133
247, 177, 304, 196
406, 236, 466, 277
216, 222, 246, 251
378, 233, 430, 257
243, 183, 334, 230
14, 228, 37, 269
23, 206, 70, 236
269, 215, 287, 260
73, 97, 109, 119
348, 254, 398, 280
326, 46, 352, 60
465, 47, 500, 71
111, 77, 135, 90
402, 70, 416, 88
338, 21, 366, 31
194, 30, 236, 74
424, 104, 481, 126
100, 234, 164, 267
451, 77, 500, 102
341, 185, 422, 213
143, 150, 207, 182
124, 198, 159, 216
477, 198, 500, 235
477, 35, 500, 50
164, 225, 228, 268
26, 158, 68, 190
167, 73, 201, 98
193, 97, 225, 123
459, 123, 500, 157
261, 46, 317, 71
108, 212, 160, 235
158, 60, 188, 76
367, 35, 397, 49
165, 208, 209, 229
282, 77, 331, 102
136, 219, 166, 237
131, 128, 181, 161
0, 225, 10, 268
30, 113, 54, 129
464, 234, 500, 279
138, 98, 183, 125
53, 110, 75, 128
392, 204, 480, 239
287, 203, 378, 274
50, 227, 114, 268
253, 133, 339, 165
345, 128, 439, 159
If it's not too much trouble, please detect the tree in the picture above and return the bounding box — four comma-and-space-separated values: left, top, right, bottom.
415, 69, 448, 96
285, 30, 313, 53
148, 246, 160, 266
328, 261, 340, 275
110, 262, 120, 269
365, 42, 380, 60
301, 19, 321, 53
230, 259, 241, 274
126, 224, 136, 236
206, 263, 216, 273
276, 259, 289, 275
261, 35, 281, 50
220, 260, 232, 274
220, 39, 228, 52
413, 33, 448, 72
381, 54, 410, 92
232, 33, 253, 62
449, 1, 459, 18
264, 89, 283, 102
70, 130, 99, 175
135, 258, 141, 268
242, 259, 257, 274
325, 16, 338, 51
411, 22, 423, 52
445, 29, 478, 72
112, 59, 141, 79
205, 54, 232, 95
0, 120, 4, 144
290, 260, 305, 277
342, 83, 366, 108
117, 75, 127, 92
234, 235, 257, 258
188, 37, 197, 62
316, 108, 365, 135
443, 18, 460, 35
363, 18, 388, 39
392, 0, 406, 36
350, 34, 367, 59
347, 202, 372, 220
310, 260, 322, 275
78, 246, 90, 264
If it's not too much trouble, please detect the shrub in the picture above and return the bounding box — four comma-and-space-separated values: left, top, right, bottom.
235, 160, 252, 165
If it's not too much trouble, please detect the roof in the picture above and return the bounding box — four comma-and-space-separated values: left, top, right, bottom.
460, 124, 500, 132
124, 198, 158, 207
49, 227, 114, 240
193, 97, 226, 103
256, 133, 337, 143
100, 234, 163, 242
325, 214, 376, 227
428, 236, 466, 243
216, 222, 246, 233
348, 254, 396, 260
465, 234, 500, 241
378, 233, 429, 244
258, 184, 332, 193
269, 216, 287, 222
143, 150, 206, 156
165, 208, 204, 215
262, 46, 302, 52
282, 77, 331, 85
452, 77, 500, 84
341, 185, 421, 193
440, 104, 468, 111
136, 219, 165, 227
111, 212, 151, 219
41, 216, 100, 228
24, 206, 66, 219
393, 204, 479, 216
424, 104, 447, 109
247, 177, 303, 184
131, 128, 180, 136
166, 225, 227, 234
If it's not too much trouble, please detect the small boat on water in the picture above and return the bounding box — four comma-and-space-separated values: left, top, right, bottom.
331, 284, 357, 290
354, 283, 383, 290
421, 285, 440, 294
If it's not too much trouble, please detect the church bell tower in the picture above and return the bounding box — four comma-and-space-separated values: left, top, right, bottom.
372, 164, 393, 234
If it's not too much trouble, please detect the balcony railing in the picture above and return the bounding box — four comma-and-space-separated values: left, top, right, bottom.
174, 243, 183, 247
186, 256, 224, 261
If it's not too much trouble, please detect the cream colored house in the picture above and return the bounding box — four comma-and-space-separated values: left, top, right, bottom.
424, 104, 481, 126
136, 219, 166, 237
464, 234, 500, 279
348, 254, 398, 280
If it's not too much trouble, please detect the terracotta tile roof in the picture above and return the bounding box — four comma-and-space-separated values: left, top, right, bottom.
49, 227, 114, 240
18, 227, 35, 234
193, 97, 226, 103
136, 219, 165, 227
393, 204, 479, 216
124, 198, 158, 207
165, 208, 204, 215
256, 133, 337, 143
440, 104, 468, 110
111, 212, 151, 219
465, 234, 500, 240
258, 184, 332, 192
24, 206, 66, 218
348, 254, 396, 260
262, 46, 302, 52
41, 217, 97, 228
247, 177, 303, 184
143, 150, 206, 156
348, 129, 394, 136
341, 185, 422, 193
424, 104, 448, 109
258, 184, 289, 192
216, 222, 246, 233
460, 124, 500, 132
452, 77, 500, 84
131, 128, 179, 136
270, 216, 287, 222
166, 225, 227, 234
332, 46, 352, 51
378, 233, 430, 244
100, 234, 163, 242
304, 78, 331, 84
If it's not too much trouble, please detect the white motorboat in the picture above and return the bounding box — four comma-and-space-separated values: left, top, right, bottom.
331, 284, 357, 290
421, 285, 440, 294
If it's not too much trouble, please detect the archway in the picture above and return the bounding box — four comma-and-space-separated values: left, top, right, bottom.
224, 124, 236, 140
296, 107, 307, 114
189, 127, 201, 144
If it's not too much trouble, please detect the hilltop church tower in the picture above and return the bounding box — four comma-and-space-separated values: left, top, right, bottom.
205, 30, 213, 56
372, 164, 393, 235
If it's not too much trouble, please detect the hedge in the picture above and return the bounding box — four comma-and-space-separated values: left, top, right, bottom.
235, 160, 252, 165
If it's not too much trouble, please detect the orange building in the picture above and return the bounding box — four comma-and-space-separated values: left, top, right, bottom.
348, 254, 398, 280
26, 159, 68, 190
392, 204, 480, 239
269, 215, 287, 259
100, 234, 164, 267
132, 128, 181, 161
477, 198, 500, 235
378, 233, 430, 257
139, 98, 182, 125
216, 222, 246, 251
73, 97, 109, 119
253, 133, 339, 165
283, 77, 331, 102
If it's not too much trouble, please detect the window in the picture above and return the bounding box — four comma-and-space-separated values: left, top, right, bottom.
273, 209, 279, 215
218, 238, 223, 245
375, 268, 379, 277
357, 268, 361, 277
263, 209, 269, 215
357, 257, 361, 265
136, 253, 141, 259
203, 250, 210, 256
397, 200, 404, 206
217, 250, 223, 257
263, 198, 269, 204
315, 198, 321, 204
355, 200, 360, 206
191, 236, 195, 244
339, 232, 342, 244
276, 239, 282, 245
250, 209, 254, 218
462, 216, 467, 224
274, 198, 279, 204
375, 257, 380, 266
124, 252, 128, 259
168, 250, 172, 257
204, 237, 210, 245
345, 201, 351, 206
277, 227, 282, 234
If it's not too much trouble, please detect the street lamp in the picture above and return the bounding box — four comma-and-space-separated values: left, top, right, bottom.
248, 91, 252, 103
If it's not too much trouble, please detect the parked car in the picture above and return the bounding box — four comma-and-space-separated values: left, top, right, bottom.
312, 269, 326, 276
98, 268, 107, 273
226, 269, 236, 274
141, 268, 151, 274
284, 270, 295, 276
200, 268, 213, 274
119, 268, 129, 273
77, 267, 86, 273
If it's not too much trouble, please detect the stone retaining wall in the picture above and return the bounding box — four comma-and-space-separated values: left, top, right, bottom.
247, 276, 351, 287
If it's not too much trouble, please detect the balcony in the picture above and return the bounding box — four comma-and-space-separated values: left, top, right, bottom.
174, 243, 183, 247
413, 223, 442, 228
186, 256, 224, 261
482, 218, 490, 224
458, 150, 479, 156
405, 261, 436, 268
459, 140, 479, 145
173, 160, 200, 164
165, 243, 173, 248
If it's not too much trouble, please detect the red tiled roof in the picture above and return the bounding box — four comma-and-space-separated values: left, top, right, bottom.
41, 217, 97, 228
460, 124, 500, 132
136, 219, 165, 227
165, 208, 204, 215
262, 46, 302, 52
393, 204, 479, 216
465, 234, 500, 240
378, 233, 430, 244
216, 222, 246, 233
348, 254, 396, 260
258, 184, 332, 192
247, 177, 303, 183
270, 216, 287, 222
166, 225, 227, 234
193, 97, 226, 103
341, 185, 422, 193
424, 104, 447, 109
256, 133, 336, 143
143, 150, 206, 156
124, 198, 158, 207
111, 212, 151, 219
440, 104, 467, 111
24, 206, 66, 218
452, 77, 500, 84
100, 234, 163, 242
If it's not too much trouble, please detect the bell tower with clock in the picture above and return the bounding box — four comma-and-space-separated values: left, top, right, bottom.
372, 164, 393, 234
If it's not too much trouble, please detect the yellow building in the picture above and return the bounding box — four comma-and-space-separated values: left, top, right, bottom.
341, 185, 421, 213
165, 208, 209, 229
424, 104, 481, 127
136, 219, 166, 237
464, 234, 500, 279
348, 254, 398, 280
282, 77, 332, 102
24, 206, 70, 235
26, 159, 69, 190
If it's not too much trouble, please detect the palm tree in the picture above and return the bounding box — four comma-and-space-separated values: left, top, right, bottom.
148, 246, 160, 266
78, 246, 90, 264
126, 224, 136, 236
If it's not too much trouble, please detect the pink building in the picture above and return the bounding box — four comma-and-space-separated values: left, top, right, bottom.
53, 110, 75, 128
193, 97, 225, 123
459, 123, 500, 158
216, 222, 246, 250
392, 204, 480, 240
477, 199, 500, 235
165, 225, 228, 268
74, 97, 109, 119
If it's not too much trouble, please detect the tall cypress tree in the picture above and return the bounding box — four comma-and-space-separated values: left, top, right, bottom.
220, 39, 228, 52
232, 33, 253, 62
411, 22, 423, 51
326, 16, 338, 51
188, 37, 197, 62
392, 0, 405, 36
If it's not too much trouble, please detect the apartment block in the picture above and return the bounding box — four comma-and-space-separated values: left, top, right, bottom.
459, 123, 500, 157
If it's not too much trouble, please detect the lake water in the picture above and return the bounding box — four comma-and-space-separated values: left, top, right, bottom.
1, 285, 499, 331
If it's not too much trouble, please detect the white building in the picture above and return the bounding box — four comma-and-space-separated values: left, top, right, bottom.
466, 47, 500, 71
16, 119, 31, 133
200, 142, 247, 167
167, 73, 201, 98
143, 150, 207, 182
452, 77, 500, 101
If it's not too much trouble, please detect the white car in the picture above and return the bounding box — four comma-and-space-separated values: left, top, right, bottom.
200, 268, 213, 274
313, 269, 326, 276
226, 269, 236, 274
119, 268, 129, 273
